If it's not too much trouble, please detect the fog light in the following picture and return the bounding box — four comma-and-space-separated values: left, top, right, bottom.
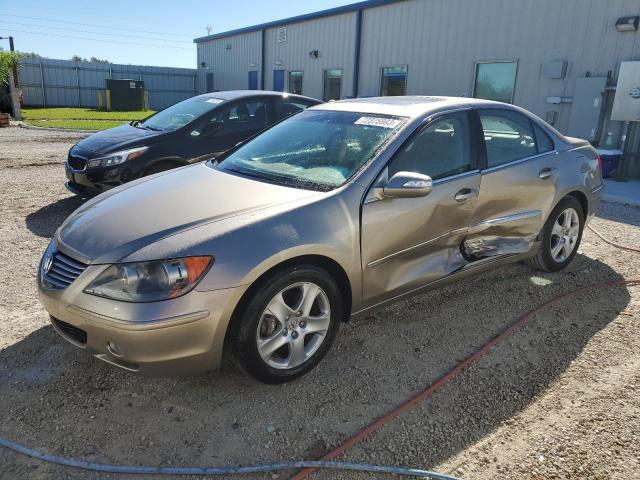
107, 341, 124, 357
106, 169, 119, 179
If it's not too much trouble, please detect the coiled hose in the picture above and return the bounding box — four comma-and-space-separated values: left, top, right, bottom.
1, 224, 637, 479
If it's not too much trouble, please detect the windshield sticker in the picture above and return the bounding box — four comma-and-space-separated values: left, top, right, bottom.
354, 117, 401, 129
206, 98, 224, 104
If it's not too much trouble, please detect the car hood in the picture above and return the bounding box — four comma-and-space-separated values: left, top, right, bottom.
56, 164, 321, 264
74, 123, 163, 156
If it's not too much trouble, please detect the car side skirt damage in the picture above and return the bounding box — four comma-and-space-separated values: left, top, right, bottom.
462, 210, 542, 258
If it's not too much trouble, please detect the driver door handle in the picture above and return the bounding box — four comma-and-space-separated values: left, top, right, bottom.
454, 188, 477, 202
539, 167, 557, 179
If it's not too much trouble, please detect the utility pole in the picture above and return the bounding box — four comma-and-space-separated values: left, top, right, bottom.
8, 36, 18, 87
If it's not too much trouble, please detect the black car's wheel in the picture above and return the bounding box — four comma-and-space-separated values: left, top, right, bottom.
526, 196, 584, 272
231, 265, 342, 383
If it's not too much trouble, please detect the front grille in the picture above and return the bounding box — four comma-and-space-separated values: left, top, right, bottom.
51, 317, 87, 345
42, 251, 87, 289
67, 153, 87, 171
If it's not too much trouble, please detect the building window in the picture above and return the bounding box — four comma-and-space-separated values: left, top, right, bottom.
289, 71, 303, 95
380, 66, 407, 96
323, 69, 342, 101
473, 61, 518, 103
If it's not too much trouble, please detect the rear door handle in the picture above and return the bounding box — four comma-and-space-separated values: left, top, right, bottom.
454, 188, 477, 202
539, 167, 557, 179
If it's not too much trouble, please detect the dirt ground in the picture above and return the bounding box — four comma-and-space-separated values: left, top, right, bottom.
0, 126, 638, 480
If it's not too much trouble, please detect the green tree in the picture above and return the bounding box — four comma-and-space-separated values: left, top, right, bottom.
0, 50, 25, 86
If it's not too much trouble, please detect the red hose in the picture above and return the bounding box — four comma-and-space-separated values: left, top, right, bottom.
293, 225, 639, 480
587, 225, 640, 253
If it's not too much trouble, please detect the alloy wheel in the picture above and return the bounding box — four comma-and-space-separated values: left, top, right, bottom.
256, 282, 331, 369
550, 207, 580, 263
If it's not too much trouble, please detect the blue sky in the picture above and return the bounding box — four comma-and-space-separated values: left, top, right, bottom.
0, 0, 356, 68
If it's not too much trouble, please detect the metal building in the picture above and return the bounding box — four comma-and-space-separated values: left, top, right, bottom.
194, 0, 640, 178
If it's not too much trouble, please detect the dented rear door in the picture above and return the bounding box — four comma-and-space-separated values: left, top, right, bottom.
465, 108, 557, 258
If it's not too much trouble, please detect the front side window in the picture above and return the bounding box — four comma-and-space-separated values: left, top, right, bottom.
474, 62, 517, 103
388, 112, 472, 180
381, 66, 407, 96
479, 109, 537, 168
289, 71, 303, 95
141, 96, 224, 132
323, 69, 342, 101
216, 110, 404, 190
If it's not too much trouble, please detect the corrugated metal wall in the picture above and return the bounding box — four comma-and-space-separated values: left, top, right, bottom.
19, 57, 197, 110
263, 12, 357, 99
359, 0, 640, 141
196, 0, 640, 138
196, 31, 262, 93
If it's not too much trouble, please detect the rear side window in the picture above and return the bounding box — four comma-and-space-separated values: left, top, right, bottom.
275, 100, 314, 120
389, 111, 472, 180
479, 109, 536, 168
533, 123, 554, 153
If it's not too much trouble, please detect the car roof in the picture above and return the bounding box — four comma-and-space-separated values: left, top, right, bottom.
311, 96, 511, 118
197, 90, 321, 103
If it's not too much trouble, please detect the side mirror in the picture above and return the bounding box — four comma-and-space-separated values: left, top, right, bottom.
383, 171, 433, 198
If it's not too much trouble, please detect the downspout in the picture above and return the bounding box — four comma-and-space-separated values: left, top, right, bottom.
260, 29, 266, 90
353, 9, 363, 98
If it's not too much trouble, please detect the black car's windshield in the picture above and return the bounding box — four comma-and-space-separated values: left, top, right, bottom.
214, 110, 404, 190
140, 96, 224, 132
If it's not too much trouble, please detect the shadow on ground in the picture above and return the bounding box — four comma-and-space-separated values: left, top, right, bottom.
25, 196, 84, 238
0, 254, 631, 479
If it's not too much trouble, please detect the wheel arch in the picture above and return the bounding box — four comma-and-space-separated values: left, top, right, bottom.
141, 157, 188, 176
566, 190, 588, 217
226, 254, 353, 345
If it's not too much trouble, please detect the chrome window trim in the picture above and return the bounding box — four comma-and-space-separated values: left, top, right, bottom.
482, 150, 559, 174
433, 169, 480, 186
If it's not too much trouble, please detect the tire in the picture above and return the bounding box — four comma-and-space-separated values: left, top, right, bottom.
231, 265, 342, 384
526, 196, 584, 272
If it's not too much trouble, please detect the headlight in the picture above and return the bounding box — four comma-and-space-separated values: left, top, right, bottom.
86, 146, 148, 169
84, 256, 213, 302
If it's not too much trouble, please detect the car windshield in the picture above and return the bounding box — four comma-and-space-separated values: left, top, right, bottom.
213, 110, 404, 190
140, 96, 224, 132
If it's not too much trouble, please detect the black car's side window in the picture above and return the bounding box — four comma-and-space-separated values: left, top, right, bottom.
479, 109, 537, 168
213, 100, 269, 134
275, 100, 314, 120
388, 112, 472, 181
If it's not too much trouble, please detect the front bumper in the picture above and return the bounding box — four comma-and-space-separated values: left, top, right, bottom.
38, 272, 244, 376
65, 163, 129, 198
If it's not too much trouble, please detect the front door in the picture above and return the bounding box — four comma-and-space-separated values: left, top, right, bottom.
465, 108, 558, 257
273, 70, 285, 92
361, 111, 480, 308
206, 73, 214, 93
248, 71, 258, 90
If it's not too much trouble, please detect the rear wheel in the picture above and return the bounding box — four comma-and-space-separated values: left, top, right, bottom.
526, 196, 584, 272
231, 266, 341, 383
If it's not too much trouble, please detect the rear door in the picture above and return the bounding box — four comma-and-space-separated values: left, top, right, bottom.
361, 110, 481, 308
465, 108, 558, 257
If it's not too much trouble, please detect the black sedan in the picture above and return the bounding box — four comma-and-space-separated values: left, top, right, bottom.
65, 91, 321, 197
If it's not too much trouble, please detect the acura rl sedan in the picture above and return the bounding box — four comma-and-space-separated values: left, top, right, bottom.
65, 91, 320, 198
38, 96, 603, 383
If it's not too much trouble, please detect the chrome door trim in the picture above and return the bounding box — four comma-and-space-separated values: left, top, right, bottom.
367, 227, 467, 268
482, 150, 559, 175
591, 184, 604, 194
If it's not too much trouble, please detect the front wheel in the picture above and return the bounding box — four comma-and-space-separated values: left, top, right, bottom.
231, 266, 342, 383
526, 196, 584, 272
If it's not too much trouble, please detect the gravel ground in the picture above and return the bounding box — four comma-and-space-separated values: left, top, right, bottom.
0, 127, 638, 480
